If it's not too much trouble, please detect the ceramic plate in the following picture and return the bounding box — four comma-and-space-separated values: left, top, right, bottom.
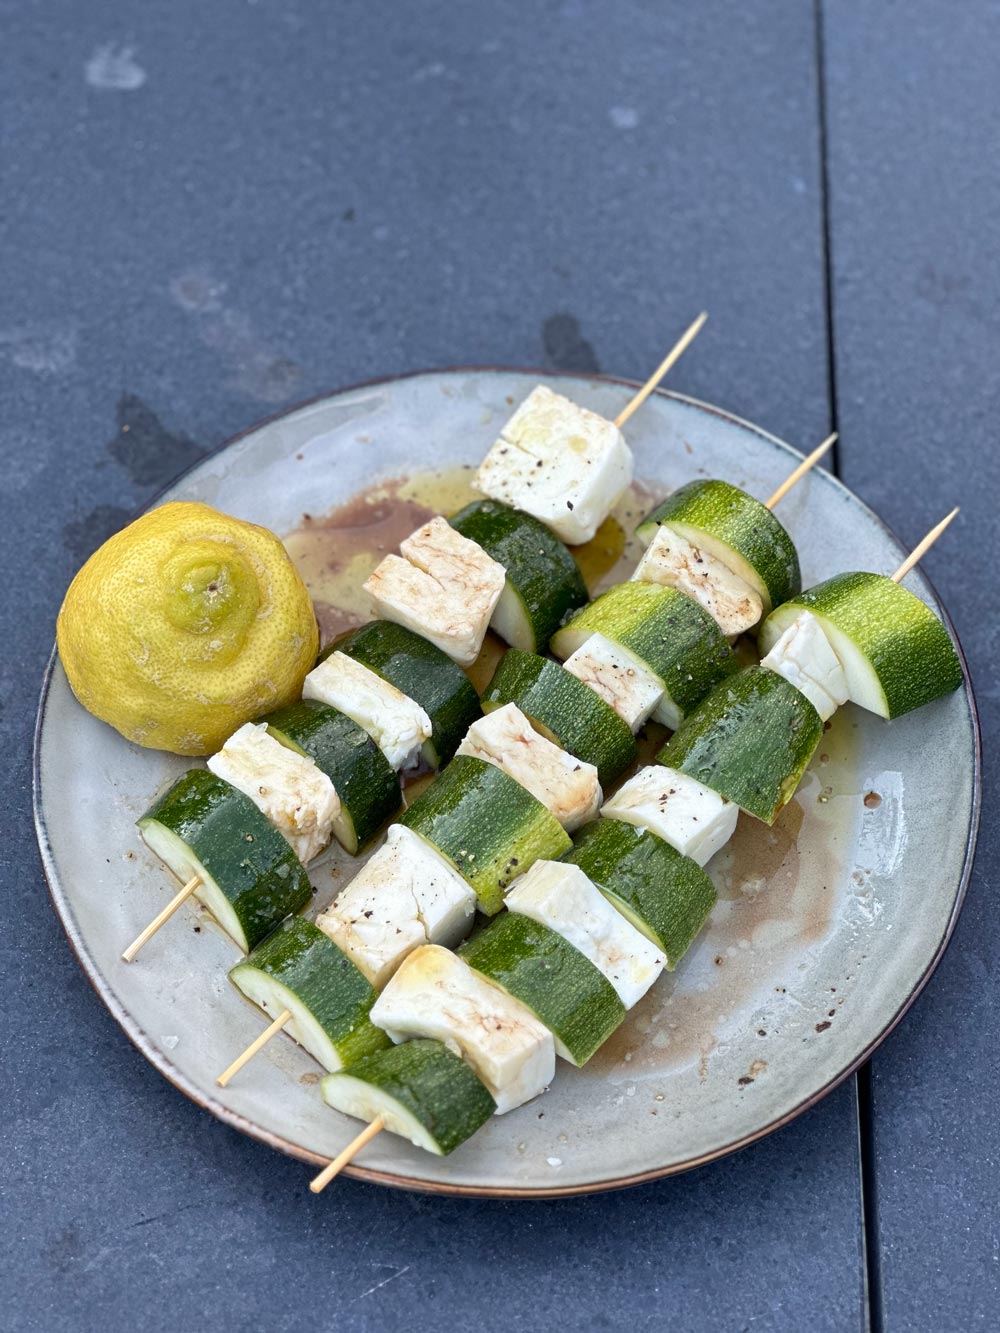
34, 370, 980, 1197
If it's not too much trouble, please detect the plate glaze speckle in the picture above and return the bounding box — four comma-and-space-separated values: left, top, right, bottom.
33, 370, 980, 1196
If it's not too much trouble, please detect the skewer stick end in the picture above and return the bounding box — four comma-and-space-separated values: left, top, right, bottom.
890, 506, 959, 583
310, 1116, 386, 1194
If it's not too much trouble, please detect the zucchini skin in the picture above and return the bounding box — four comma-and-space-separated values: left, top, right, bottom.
553, 582, 737, 717
230, 918, 389, 1067
449, 499, 588, 652
637, 479, 801, 612
482, 650, 637, 788
137, 770, 312, 950
331, 621, 481, 766
400, 756, 572, 915
563, 819, 716, 969
460, 912, 626, 1067
323, 1038, 496, 1154
658, 666, 822, 824
759, 572, 963, 719
261, 699, 400, 851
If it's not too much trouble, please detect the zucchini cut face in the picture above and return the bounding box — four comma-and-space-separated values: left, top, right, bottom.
322, 1039, 496, 1155
137, 769, 312, 953
758, 572, 963, 720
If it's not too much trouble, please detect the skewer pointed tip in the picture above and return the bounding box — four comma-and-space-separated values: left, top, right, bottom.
121, 875, 201, 962
614, 312, 708, 428
764, 432, 838, 510
890, 507, 959, 583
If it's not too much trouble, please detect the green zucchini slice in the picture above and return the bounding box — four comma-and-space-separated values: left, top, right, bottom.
658, 666, 823, 824
449, 499, 589, 653
322, 1038, 496, 1155
758, 572, 963, 719
229, 918, 389, 1071
481, 649, 637, 787
330, 621, 481, 767
550, 581, 737, 728
460, 912, 626, 1066
137, 769, 312, 952
399, 755, 572, 915
636, 479, 801, 614
563, 819, 716, 969
261, 699, 400, 854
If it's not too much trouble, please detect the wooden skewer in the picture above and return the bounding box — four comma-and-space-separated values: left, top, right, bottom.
614, 312, 708, 429
121, 875, 201, 962
310, 1116, 386, 1194
764, 433, 838, 510
890, 507, 959, 583
217, 1008, 292, 1087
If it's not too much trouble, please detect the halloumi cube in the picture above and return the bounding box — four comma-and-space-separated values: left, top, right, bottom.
759, 609, 848, 722
633, 527, 763, 637
371, 945, 555, 1114
601, 765, 738, 867
562, 631, 664, 732
476, 385, 633, 544
364, 517, 505, 667
505, 860, 664, 1010
317, 825, 476, 988
457, 703, 602, 831
207, 722, 339, 863
303, 651, 432, 771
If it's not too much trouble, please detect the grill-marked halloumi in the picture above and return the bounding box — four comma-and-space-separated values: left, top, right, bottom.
364, 517, 505, 667
476, 385, 633, 544
370, 945, 555, 1114
562, 631, 664, 732
601, 764, 738, 867
317, 825, 476, 988
207, 722, 339, 864
505, 860, 664, 1010
303, 651, 432, 771
759, 609, 848, 722
632, 527, 763, 637
457, 703, 602, 831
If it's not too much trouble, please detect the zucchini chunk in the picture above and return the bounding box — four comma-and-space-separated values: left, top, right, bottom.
758, 572, 963, 720
371, 945, 555, 1114
331, 621, 481, 768
449, 499, 588, 653
564, 819, 716, 969
482, 649, 637, 787
137, 769, 312, 953
505, 861, 664, 1010
303, 651, 432, 772
457, 704, 602, 832
550, 581, 737, 729
636, 478, 801, 614
460, 912, 626, 1066
229, 918, 389, 1071
658, 666, 823, 824
632, 525, 764, 637
317, 825, 476, 988
322, 1038, 496, 1156
261, 700, 400, 855
400, 755, 572, 915
600, 764, 739, 867
475, 384, 633, 544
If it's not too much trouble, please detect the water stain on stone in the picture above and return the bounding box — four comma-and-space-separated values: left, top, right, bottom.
63, 505, 131, 561
542, 313, 601, 374
107, 394, 206, 489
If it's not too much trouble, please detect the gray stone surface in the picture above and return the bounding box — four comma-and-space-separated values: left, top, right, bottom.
822, 3, 999, 1328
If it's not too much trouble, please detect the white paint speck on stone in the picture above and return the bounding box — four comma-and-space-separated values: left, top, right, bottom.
86, 44, 147, 92
609, 105, 639, 130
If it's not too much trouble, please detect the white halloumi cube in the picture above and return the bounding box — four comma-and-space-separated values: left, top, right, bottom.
457, 703, 602, 831
505, 860, 664, 1010
303, 651, 432, 771
207, 722, 339, 864
317, 825, 476, 988
371, 945, 555, 1114
601, 765, 738, 867
759, 609, 848, 722
364, 517, 505, 667
632, 527, 763, 637
562, 631, 664, 732
476, 385, 633, 544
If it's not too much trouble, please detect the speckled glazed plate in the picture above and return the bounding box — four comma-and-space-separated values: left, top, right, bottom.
34, 370, 980, 1197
